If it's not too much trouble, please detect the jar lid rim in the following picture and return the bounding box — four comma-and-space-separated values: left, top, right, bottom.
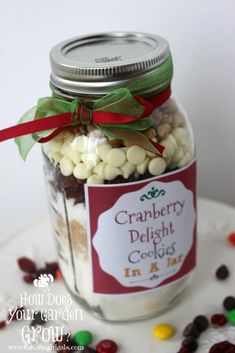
50, 32, 171, 96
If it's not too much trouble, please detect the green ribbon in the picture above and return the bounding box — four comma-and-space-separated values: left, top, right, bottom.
15, 54, 173, 159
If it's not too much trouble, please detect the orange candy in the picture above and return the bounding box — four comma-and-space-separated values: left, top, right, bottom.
227, 232, 235, 246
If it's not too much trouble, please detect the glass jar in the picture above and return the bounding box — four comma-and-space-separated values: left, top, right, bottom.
43, 32, 196, 322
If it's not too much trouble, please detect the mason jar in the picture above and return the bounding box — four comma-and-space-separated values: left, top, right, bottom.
43, 32, 196, 321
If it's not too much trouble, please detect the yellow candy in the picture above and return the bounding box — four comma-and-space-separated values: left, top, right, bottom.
153, 323, 175, 340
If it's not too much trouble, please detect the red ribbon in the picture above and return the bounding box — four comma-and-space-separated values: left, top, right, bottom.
0, 86, 171, 143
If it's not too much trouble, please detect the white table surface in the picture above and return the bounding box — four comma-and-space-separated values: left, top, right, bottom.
1, 198, 235, 352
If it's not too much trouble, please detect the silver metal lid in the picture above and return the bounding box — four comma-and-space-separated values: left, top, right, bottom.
50, 32, 170, 97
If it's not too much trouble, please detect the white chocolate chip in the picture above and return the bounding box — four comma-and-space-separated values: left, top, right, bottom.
177, 152, 192, 168
81, 152, 100, 169
97, 143, 112, 162
48, 140, 63, 153
165, 157, 172, 167
167, 134, 178, 149
73, 163, 91, 180
60, 157, 74, 176
171, 147, 185, 164
67, 148, 81, 164
172, 127, 188, 142
94, 161, 106, 179
48, 151, 62, 165
104, 164, 121, 181
73, 135, 88, 153
121, 161, 135, 179
87, 174, 104, 184
157, 123, 171, 138
148, 157, 166, 176
61, 142, 71, 155
107, 148, 126, 167
137, 158, 150, 175
161, 139, 176, 158
127, 145, 146, 165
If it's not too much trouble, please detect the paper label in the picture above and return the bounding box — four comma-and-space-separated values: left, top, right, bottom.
85, 160, 196, 295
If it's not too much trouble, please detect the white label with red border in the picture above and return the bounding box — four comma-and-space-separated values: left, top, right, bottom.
85, 159, 196, 295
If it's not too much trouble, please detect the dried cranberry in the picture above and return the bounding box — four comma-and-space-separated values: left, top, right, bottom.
226, 346, 235, 353
23, 274, 35, 284
209, 341, 234, 353
17, 257, 37, 274
36, 268, 51, 277
45, 261, 59, 276
0, 321, 6, 329
211, 313, 227, 326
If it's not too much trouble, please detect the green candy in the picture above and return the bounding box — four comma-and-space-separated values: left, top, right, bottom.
227, 309, 235, 324
72, 330, 93, 346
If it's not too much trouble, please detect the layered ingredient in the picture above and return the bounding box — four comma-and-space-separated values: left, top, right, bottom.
43, 98, 195, 321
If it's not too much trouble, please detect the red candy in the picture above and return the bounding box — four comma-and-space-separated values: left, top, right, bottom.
227, 232, 235, 246
211, 314, 227, 327
17, 257, 37, 274
96, 339, 118, 353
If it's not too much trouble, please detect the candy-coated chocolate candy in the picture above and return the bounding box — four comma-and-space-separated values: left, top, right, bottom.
181, 337, 198, 352
227, 232, 235, 246
72, 330, 93, 346
223, 296, 235, 311
193, 315, 209, 333
216, 265, 230, 280
183, 322, 199, 338
153, 323, 175, 340
96, 339, 118, 353
227, 310, 235, 324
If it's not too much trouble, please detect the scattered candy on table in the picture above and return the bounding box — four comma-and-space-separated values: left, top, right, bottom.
209, 341, 235, 353
223, 296, 235, 311
193, 315, 209, 333
96, 339, 118, 353
211, 314, 227, 327
183, 322, 199, 338
153, 323, 175, 340
215, 264, 230, 280
227, 309, 235, 325
72, 330, 93, 346
227, 232, 235, 246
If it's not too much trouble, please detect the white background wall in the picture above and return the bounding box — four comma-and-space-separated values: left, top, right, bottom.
0, 0, 235, 239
